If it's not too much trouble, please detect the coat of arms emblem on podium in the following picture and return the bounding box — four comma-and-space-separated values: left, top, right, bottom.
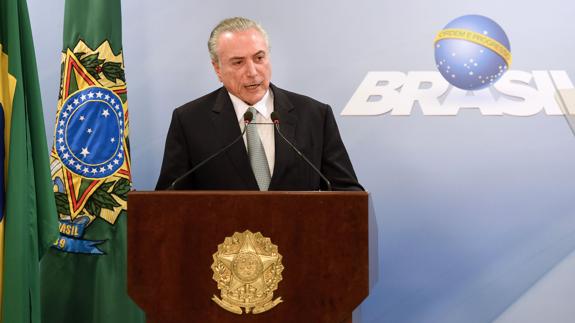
211, 230, 284, 314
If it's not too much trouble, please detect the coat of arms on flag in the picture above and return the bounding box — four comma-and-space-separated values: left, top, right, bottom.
50, 40, 131, 254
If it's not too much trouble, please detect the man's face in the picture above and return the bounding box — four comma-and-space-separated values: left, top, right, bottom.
212, 28, 271, 106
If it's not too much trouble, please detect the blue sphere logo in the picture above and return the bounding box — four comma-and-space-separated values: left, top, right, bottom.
434, 15, 511, 90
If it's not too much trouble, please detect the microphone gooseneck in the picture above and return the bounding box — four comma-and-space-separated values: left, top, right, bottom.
167, 110, 254, 190
270, 112, 332, 191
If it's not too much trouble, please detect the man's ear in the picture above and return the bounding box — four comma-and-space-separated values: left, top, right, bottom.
212, 60, 223, 82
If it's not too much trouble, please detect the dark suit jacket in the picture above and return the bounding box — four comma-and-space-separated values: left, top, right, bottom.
155, 84, 362, 191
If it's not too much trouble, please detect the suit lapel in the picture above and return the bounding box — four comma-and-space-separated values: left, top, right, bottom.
269, 84, 297, 189
211, 88, 259, 189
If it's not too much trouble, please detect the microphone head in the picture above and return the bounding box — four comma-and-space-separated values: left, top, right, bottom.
243, 110, 254, 123
270, 111, 280, 124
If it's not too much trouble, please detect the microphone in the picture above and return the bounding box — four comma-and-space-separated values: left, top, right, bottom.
270, 112, 332, 191
167, 110, 254, 190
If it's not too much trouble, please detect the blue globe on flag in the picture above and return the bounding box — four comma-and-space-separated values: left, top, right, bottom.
434, 15, 512, 90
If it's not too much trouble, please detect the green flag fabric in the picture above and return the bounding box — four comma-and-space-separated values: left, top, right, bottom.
0, 0, 59, 322
40, 0, 144, 322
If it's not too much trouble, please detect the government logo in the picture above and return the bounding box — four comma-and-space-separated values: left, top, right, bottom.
211, 230, 284, 314
434, 15, 511, 90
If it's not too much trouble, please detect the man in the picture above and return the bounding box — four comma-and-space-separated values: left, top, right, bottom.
156, 17, 362, 191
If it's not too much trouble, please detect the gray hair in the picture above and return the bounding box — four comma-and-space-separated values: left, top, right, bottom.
208, 17, 269, 63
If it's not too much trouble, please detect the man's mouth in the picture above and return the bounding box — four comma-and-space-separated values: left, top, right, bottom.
245, 82, 261, 90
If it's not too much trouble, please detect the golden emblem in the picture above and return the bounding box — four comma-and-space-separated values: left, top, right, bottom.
211, 230, 284, 314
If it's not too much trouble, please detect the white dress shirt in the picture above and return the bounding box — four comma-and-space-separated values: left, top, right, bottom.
229, 90, 275, 175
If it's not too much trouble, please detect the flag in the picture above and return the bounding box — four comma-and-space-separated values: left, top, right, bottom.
40, 0, 145, 322
0, 0, 59, 322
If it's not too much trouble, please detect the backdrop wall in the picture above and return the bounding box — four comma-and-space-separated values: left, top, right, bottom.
28, 1, 575, 322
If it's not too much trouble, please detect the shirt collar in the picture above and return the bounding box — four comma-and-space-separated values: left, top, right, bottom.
229, 89, 274, 122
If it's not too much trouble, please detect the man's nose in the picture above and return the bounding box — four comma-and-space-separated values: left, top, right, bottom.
245, 60, 257, 76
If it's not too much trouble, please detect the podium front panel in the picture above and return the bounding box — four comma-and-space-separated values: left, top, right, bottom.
128, 191, 368, 323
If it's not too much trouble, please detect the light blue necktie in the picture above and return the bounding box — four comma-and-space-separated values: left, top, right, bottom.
246, 107, 271, 191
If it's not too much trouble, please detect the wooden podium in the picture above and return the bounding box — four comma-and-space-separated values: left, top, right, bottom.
128, 191, 369, 323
